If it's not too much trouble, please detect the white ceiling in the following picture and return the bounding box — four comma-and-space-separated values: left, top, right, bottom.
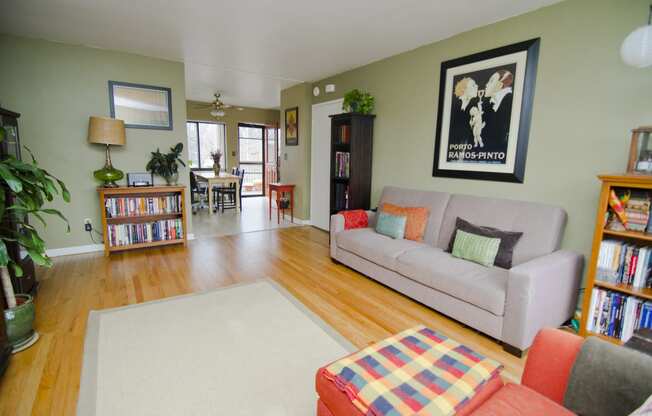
1, 0, 560, 109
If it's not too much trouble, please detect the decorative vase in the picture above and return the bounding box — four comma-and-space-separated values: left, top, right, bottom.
4, 294, 38, 352
213, 163, 221, 175
164, 173, 179, 185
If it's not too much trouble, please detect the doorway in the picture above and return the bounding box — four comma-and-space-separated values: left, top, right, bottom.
238, 123, 265, 197
264, 124, 280, 194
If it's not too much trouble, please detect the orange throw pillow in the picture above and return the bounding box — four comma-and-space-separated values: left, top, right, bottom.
381, 203, 429, 241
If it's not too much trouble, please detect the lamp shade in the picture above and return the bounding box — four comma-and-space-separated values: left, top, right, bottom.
621, 25, 652, 68
88, 116, 126, 145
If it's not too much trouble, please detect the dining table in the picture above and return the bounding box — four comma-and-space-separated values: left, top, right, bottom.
194, 171, 241, 213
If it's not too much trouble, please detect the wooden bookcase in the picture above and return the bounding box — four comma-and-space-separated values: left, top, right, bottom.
580, 173, 652, 345
329, 113, 375, 215
98, 186, 187, 256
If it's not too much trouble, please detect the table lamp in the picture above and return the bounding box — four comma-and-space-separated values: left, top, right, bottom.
88, 116, 126, 187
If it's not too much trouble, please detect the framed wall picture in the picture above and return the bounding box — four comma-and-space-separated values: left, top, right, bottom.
432, 38, 540, 183
108, 81, 173, 130
285, 107, 299, 146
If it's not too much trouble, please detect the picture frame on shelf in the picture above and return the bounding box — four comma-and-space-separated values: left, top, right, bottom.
108, 81, 173, 130
627, 126, 652, 174
285, 107, 299, 146
432, 38, 540, 183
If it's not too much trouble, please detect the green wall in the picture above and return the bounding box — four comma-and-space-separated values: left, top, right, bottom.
280, 83, 313, 220
0, 35, 190, 249
186, 101, 279, 170
303, 0, 652, 260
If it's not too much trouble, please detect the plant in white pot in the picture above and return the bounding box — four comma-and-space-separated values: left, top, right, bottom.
0, 128, 70, 352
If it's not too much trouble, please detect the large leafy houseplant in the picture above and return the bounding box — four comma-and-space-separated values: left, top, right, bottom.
342, 89, 375, 114
146, 142, 186, 185
0, 127, 70, 350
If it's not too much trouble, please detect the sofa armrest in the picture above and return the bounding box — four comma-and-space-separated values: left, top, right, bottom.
330, 211, 376, 258
521, 328, 583, 405
502, 250, 583, 351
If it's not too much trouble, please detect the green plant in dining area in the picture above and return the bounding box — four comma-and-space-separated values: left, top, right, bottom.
342, 89, 375, 114
0, 127, 70, 352
145, 142, 186, 185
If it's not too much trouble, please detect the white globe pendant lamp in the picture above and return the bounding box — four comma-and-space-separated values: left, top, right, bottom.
621, 4, 652, 68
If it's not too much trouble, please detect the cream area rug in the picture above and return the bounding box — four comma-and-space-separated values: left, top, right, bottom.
77, 280, 354, 416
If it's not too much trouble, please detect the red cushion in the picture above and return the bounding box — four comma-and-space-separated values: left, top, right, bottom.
521, 328, 583, 404
339, 210, 368, 229
471, 383, 576, 416
316, 366, 503, 416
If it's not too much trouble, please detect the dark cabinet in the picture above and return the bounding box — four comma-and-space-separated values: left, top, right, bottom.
0, 108, 37, 296
329, 113, 375, 215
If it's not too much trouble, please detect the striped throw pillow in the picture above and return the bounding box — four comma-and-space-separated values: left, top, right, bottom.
452, 229, 501, 267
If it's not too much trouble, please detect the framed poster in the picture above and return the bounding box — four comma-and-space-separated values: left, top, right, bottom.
108, 81, 173, 130
432, 38, 540, 183
285, 107, 298, 146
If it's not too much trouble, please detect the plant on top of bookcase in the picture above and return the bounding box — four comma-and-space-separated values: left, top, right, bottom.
342, 89, 375, 115
146, 142, 186, 185
0, 127, 70, 352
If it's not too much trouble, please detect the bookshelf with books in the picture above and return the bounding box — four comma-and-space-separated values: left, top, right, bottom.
98, 186, 187, 256
329, 113, 375, 215
580, 174, 652, 345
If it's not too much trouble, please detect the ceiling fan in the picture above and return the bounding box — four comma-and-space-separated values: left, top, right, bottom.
194, 93, 231, 118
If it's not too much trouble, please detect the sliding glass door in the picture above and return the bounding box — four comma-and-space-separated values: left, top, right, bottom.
238, 123, 265, 196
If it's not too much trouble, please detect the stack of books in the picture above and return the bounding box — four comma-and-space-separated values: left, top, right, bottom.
586, 288, 652, 342
107, 218, 183, 247
596, 240, 652, 288
625, 191, 651, 232
105, 195, 182, 218
340, 125, 351, 144
334, 152, 350, 178
334, 183, 349, 211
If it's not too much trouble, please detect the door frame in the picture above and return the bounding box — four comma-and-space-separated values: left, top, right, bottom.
237, 122, 266, 197
310, 98, 344, 230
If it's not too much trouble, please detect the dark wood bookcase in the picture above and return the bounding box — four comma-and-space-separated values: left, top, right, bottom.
329, 113, 375, 215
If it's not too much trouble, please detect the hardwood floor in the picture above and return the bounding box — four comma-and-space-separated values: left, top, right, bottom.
0, 226, 526, 415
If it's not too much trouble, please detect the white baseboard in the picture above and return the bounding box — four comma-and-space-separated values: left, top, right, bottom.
293, 219, 311, 225
46, 244, 104, 257
47, 233, 196, 257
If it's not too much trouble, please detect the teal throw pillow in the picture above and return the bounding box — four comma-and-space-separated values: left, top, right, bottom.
375, 212, 407, 239
452, 229, 501, 267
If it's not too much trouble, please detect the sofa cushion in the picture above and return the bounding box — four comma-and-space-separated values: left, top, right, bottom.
436, 194, 567, 266
336, 228, 423, 270
381, 203, 429, 241
378, 186, 451, 246
471, 383, 575, 416
395, 247, 508, 316
375, 211, 407, 239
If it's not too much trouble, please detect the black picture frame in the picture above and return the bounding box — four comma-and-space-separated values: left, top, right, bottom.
285, 107, 299, 146
432, 38, 540, 183
108, 81, 173, 130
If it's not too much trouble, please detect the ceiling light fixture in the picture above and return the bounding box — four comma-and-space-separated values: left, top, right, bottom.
210, 109, 225, 117
621, 4, 652, 68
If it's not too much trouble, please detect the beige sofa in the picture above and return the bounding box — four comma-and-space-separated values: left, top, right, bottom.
330, 186, 584, 355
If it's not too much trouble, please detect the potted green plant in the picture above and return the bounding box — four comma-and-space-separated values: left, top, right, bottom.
342, 89, 375, 114
146, 143, 186, 185
0, 128, 70, 352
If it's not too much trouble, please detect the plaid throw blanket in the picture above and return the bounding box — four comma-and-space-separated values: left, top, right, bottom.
321, 326, 503, 416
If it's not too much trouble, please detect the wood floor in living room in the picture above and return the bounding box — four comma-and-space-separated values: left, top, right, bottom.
0, 226, 526, 415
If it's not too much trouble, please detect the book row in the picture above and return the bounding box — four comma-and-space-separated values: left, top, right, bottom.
596, 240, 652, 288
606, 189, 651, 233
333, 183, 350, 212
107, 219, 184, 247
586, 288, 652, 342
334, 152, 350, 178
105, 195, 183, 218
339, 125, 351, 144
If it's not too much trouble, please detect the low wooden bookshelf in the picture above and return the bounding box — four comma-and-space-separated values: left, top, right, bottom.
98, 186, 187, 256
580, 174, 652, 345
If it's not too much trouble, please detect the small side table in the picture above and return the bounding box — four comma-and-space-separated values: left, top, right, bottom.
268, 183, 295, 224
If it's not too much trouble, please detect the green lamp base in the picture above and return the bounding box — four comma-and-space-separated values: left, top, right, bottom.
94, 166, 124, 187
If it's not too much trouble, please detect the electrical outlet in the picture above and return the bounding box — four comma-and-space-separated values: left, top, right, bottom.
84, 218, 92, 232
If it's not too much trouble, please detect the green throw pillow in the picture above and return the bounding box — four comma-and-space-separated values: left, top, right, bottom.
452, 229, 501, 267
375, 212, 407, 239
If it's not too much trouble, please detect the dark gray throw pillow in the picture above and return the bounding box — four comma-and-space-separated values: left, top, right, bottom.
446, 217, 523, 269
